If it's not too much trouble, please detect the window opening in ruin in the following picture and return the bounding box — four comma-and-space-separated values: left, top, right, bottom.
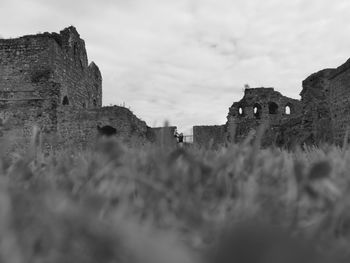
97, 125, 117, 137
93, 99, 97, 107
62, 96, 69, 106
285, 105, 291, 115
268, 102, 278, 114
253, 103, 262, 119
238, 107, 244, 116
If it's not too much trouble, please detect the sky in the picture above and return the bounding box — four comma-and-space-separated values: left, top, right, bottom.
2, 0, 350, 133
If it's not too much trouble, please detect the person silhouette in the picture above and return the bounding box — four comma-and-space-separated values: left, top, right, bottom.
173, 130, 184, 146
178, 133, 184, 143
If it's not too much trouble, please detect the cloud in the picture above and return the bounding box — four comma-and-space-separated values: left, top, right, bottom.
1, 0, 350, 132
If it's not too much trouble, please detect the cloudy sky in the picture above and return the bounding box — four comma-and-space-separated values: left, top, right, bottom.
2, 0, 350, 133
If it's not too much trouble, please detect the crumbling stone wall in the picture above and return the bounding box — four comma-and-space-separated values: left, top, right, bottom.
298, 58, 350, 146
0, 33, 53, 92
193, 125, 226, 147
300, 69, 334, 144
49, 27, 102, 108
0, 82, 60, 152
327, 59, 350, 144
226, 88, 302, 144
0, 27, 151, 150
193, 88, 305, 148
193, 57, 350, 148
0, 27, 101, 109
147, 126, 178, 146
57, 106, 149, 149
7, 26, 350, 149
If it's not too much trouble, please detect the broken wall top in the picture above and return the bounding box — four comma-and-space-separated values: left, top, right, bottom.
228, 87, 302, 122
0, 26, 102, 109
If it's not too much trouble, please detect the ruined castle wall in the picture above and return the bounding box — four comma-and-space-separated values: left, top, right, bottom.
57, 106, 148, 149
0, 27, 151, 151
0, 82, 60, 152
0, 33, 63, 151
0, 35, 59, 145
228, 88, 301, 124
147, 126, 177, 146
0, 35, 53, 93
94, 107, 148, 140
299, 59, 350, 145
48, 27, 102, 109
193, 125, 226, 147
328, 64, 350, 144
0, 28, 102, 110
300, 69, 334, 144
227, 88, 302, 145
192, 59, 350, 148
271, 117, 303, 148
87, 62, 102, 107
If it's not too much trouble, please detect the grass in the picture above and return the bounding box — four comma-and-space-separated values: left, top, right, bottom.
1, 129, 350, 262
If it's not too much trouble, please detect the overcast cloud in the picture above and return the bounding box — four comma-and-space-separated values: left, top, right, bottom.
1, 0, 350, 133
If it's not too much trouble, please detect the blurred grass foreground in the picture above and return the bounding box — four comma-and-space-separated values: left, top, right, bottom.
1, 128, 350, 263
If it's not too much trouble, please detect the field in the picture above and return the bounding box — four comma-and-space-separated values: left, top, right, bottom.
1, 129, 350, 263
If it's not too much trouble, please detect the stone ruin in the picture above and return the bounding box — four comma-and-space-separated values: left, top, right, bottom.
227, 87, 302, 147
3, 26, 350, 150
194, 58, 350, 148
0, 26, 173, 151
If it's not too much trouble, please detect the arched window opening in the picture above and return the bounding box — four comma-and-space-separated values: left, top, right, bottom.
97, 125, 117, 137
285, 105, 291, 115
253, 103, 262, 119
93, 99, 97, 107
268, 102, 278, 114
62, 96, 69, 106
238, 107, 244, 116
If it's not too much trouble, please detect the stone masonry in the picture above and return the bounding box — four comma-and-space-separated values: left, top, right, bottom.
227, 88, 302, 147
3, 26, 350, 149
194, 58, 350, 148
0, 26, 165, 151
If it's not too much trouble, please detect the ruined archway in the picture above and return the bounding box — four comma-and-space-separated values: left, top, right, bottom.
268, 102, 278, 114
62, 96, 69, 106
253, 103, 262, 119
97, 125, 117, 137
